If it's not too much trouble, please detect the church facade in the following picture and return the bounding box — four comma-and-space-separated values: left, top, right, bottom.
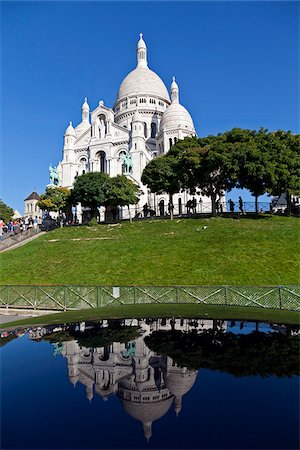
56, 34, 210, 220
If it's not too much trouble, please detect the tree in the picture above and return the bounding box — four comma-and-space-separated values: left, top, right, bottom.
268, 131, 300, 214
141, 154, 182, 220
38, 187, 71, 214
229, 128, 276, 213
105, 175, 140, 223
174, 135, 237, 215
71, 172, 110, 218
0, 199, 14, 222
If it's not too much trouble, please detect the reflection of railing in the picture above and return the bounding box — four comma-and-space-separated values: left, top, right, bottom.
0, 285, 299, 311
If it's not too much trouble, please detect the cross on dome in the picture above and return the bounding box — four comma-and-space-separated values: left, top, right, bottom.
137, 33, 147, 66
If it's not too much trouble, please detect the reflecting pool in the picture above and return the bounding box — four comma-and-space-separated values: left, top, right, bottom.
1, 318, 299, 449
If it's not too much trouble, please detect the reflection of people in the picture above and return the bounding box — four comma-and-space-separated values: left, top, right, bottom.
228, 199, 235, 213
238, 196, 244, 214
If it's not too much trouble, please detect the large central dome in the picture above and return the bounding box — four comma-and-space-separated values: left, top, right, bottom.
116, 66, 170, 102
114, 34, 170, 105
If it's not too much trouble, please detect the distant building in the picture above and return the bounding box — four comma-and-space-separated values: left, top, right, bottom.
24, 191, 42, 219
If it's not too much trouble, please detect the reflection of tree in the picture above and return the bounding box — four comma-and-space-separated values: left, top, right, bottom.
145, 330, 300, 378
0, 334, 18, 348
42, 325, 141, 348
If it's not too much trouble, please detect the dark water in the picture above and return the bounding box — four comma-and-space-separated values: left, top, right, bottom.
1, 318, 299, 449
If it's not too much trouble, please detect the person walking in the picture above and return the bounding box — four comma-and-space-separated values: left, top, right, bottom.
238, 196, 244, 214
143, 203, 149, 218
228, 199, 235, 213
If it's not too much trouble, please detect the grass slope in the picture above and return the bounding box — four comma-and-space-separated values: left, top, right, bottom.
1, 304, 299, 328
0, 216, 299, 285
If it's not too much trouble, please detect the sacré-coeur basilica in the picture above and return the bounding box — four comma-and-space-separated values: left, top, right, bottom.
53, 33, 209, 220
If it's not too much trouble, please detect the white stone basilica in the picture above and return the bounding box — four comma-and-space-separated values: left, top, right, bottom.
55, 34, 209, 219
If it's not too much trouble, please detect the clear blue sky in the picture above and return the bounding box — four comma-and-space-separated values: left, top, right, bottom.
1, 1, 299, 212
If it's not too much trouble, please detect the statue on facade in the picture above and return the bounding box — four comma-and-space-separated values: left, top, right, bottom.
99, 119, 106, 139
49, 164, 59, 186
120, 152, 133, 174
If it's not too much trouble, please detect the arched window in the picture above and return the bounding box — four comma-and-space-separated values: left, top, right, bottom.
119, 150, 127, 174
169, 138, 173, 149
174, 137, 178, 144
151, 123, 157, 138
144, 122, 147, 138
98, 151, 107, 173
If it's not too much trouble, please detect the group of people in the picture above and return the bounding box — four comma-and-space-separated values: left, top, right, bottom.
0, 216, 41, 240
228, 197, 244, 214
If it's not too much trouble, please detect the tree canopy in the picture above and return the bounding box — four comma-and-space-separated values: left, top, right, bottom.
71, 172, 140, 220
38, 187, 71, 213
0, 199, 14, 222
141, 154, 183, 219
141, 129, 299, 215
71, 172, 110, 217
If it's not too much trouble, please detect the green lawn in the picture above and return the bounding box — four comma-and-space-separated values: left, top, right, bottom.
1, 304, 299, 328
0, 216, 299, 285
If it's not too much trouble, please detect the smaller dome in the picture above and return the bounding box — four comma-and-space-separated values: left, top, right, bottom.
65, 121, 75, 136
159, 103, 195, 133
165, 370, 198, 397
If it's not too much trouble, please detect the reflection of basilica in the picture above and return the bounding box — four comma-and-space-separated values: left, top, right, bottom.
57, 318, 225, 440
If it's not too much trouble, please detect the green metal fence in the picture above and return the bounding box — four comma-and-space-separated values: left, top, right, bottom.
0, 285, 299, 312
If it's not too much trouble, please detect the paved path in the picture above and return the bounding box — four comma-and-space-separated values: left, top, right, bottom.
0, 232, 45, 253
0, 314, 33, 324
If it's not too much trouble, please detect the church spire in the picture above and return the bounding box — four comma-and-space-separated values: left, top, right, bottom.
137, 33, 147, 68
81, 97, 90, 123
170, 76, 179, 103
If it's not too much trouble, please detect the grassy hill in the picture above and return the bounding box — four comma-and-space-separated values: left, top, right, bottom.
0, 216, 299, 285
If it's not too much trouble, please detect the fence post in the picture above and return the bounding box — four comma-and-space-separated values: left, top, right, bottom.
34, 285, 38, 310
176, 286, 179, 303
64, 286, 67, 311
225, 286, 229, 305
6, 285, 10, 310
97, 286, 101, 308
279, 286, 283, 309
134, 287, 136, 304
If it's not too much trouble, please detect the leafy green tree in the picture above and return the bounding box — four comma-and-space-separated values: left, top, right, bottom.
0, 199, 14, 222
268, 131, 300, 214
141, 154, 182, 220
229, 128, 275, 213
71, 172, 110, 218
105, 175, 140, 223
187, 139, 237, 215
38, 187, 71, 214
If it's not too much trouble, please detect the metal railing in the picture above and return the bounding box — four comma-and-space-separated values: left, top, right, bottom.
109, 202, 272, 222
0, 285, 299, 312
